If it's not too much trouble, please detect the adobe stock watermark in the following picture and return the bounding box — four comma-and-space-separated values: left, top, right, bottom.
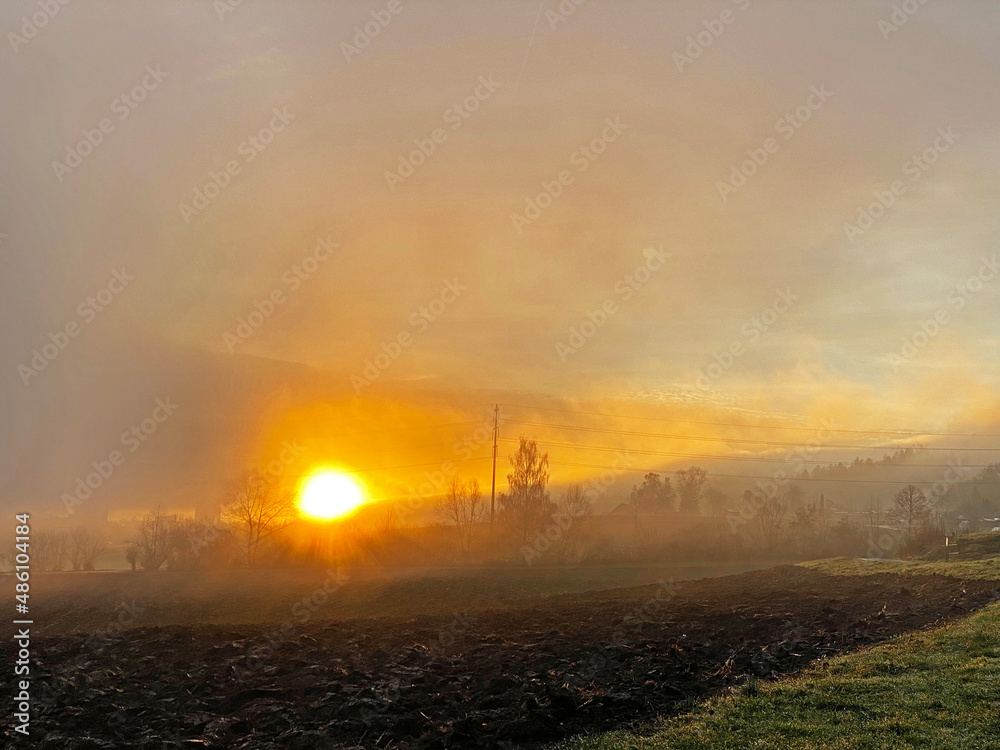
866, 454, 970, 559
18, 268, 135, 386
695, 287, 797, 390
263, 439, 307, 480
52, 65, 169, 182
178, 105, 295, 223
31, 599, 147, 732
341, 0, 405, 62
385, 75, 502, 191
7, 0, 73, 54
350, 278, 465, 393
726, 419, 839, 534
426, 611, 477, 654
234, 568, 349, 680
189, 439, 307, 558
555, 245, 670, 362
545, 0, 590, 30
213, 0, 243, 21
843, 126, 958, 243
510, 116, 627, 233
878, 0, 932, 39
673, 0, 752, 72
223, 236, 337, 351
717, 85, 833, 202
522, 450, 636, 564
390, 408, 499, 529
573, 578, 678, 685
61, 397, 180, 515
452, 407, 502, 462
885, 252, 999, 371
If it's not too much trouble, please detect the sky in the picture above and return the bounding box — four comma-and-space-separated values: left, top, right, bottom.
1, 0, 999, 520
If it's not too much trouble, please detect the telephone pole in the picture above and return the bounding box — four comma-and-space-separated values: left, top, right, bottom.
490, 404, 499, 544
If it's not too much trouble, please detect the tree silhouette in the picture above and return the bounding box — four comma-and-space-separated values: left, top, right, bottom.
889, 484, 930, 541
676, 467, 708, 514
437, 478, 486, 554
551, 484, 592, 561
128, 507, 175, 571
503, 437, 551, 544
68, 527, 106, 571
222, 470, 297, 566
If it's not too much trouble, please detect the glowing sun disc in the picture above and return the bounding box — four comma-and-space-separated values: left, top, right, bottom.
298, 471, 367, 521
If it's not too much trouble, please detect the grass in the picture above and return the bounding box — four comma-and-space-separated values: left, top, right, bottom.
800, 555, 1000, 580
554, 557, 1000, 749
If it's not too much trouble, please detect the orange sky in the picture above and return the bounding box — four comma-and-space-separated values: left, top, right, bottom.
2, 1, 999, 519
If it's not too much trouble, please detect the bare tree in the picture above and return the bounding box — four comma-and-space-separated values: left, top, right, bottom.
222, 470, 298, 566
551, 484, 593, 561
129, 507, 176, 571
437, 478, 486, 554
503, 437, 552, 544
33, 531, 69, 572
165, 518, 228, 570
676, 467, 709, 514
68, 527, 107, 571
889, 484, 930, 541
747, 488, 788, 550
378, 504, 401, 537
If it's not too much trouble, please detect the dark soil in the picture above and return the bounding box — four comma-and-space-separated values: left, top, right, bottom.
11, 566, 1000, 749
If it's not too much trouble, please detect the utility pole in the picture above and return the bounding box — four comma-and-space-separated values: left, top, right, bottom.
490, 404, 499, 544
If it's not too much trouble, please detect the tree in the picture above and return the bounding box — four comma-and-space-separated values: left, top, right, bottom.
676, 467, 708, 514
746, 488, 789, 550
551, 484, 593, 561
222, 470, 298, 566
630, 473, 676, 514
503, 437, 552, 544
129, 507, 176, 571
889, 484, 930, 541
32, 531, 68, 572
437, 478, 486, 554
701, 486, 729, 517
377, 504, 401, 537
627, 473, 673, 545
67, 527, 106, 571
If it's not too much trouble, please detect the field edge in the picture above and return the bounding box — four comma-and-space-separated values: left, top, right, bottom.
552, 573, 1000, 749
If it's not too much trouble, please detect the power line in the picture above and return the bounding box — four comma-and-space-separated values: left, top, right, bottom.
503, 404, 1000, 438
547, 460, 1000, 486
311, 456, 493, 475
320, 420, 485, 437
498, 437, 1000, 469
173, 455, 493, 486
240, 439, 466, 461
506, 420, 1000, 452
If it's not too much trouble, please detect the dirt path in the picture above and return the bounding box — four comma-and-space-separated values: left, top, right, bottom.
13, 566, 1000, 749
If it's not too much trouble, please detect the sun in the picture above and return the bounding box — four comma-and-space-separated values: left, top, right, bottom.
298, 470, 368, 521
